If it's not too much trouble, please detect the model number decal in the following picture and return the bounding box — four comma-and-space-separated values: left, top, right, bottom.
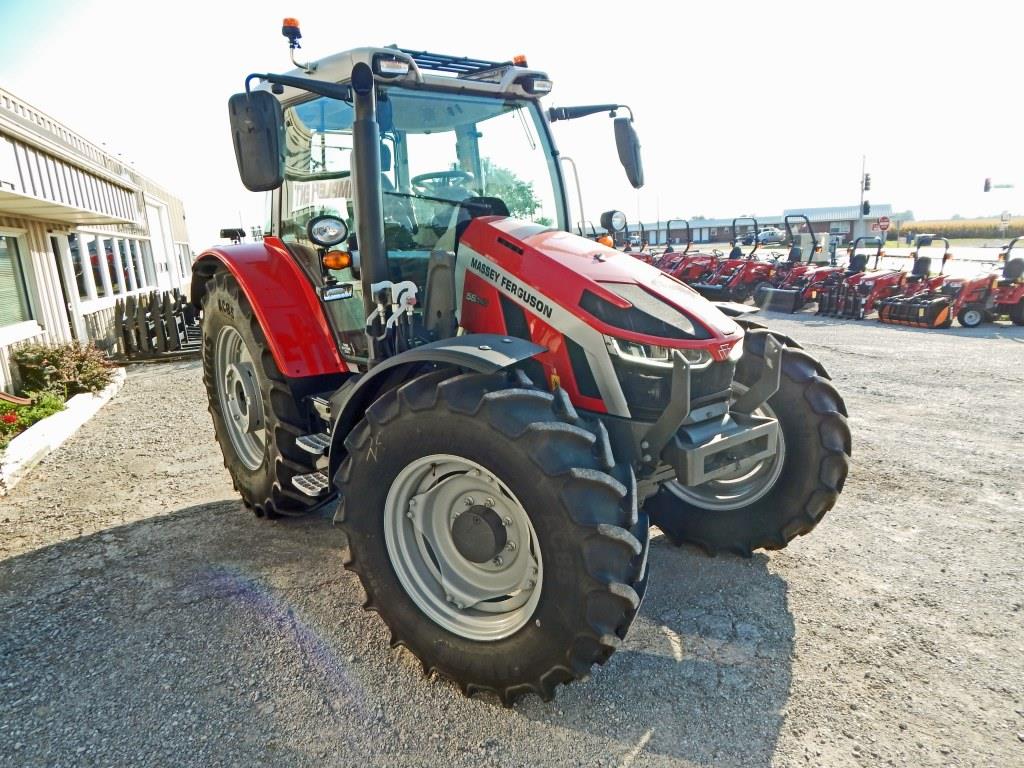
469, 257, 553, 319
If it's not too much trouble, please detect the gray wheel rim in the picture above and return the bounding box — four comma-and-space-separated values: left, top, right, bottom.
666, 386, 786, 511
384, 454, 543, 642
214, 325, 266, 471
963, 309, 981, 327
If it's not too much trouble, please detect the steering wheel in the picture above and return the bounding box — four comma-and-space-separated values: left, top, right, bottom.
411, 170, 474, 198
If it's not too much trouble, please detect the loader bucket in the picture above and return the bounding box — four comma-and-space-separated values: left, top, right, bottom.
694, 283, 729, 300
877, 295, 952, 328
756, 287, 804, 313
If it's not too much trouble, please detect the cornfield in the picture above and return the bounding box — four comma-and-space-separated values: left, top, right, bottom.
893, 217, 1024, 241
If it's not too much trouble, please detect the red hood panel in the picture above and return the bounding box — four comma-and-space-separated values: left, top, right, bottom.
462, 219, 740, 342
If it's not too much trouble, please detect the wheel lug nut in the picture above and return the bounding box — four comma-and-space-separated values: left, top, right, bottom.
493, 556, 503, 566
502, 517, 511, 527
464, 497, 475, 506
505, 542, 516, 552
485, 497, 495, 507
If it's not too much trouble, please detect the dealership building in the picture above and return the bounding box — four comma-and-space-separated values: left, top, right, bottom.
631, 204, 912, 245
0, 87, 193, 390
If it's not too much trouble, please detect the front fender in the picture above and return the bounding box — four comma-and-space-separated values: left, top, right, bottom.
192, 236, 346, 378
327, 334, 546, 480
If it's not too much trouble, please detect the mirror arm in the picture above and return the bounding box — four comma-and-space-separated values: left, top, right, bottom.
244, 72, 352, 102
548, 103, 634, 122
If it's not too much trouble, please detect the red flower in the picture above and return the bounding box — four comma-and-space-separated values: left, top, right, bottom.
2, 412, 17, 425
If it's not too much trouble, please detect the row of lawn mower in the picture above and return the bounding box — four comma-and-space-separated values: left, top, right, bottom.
644, 218, 1024, 329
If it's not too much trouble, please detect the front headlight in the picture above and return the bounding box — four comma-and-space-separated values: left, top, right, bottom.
604, 336, 711, 368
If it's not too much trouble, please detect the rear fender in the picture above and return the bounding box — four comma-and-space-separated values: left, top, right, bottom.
327, 334, 545, 481
191, 236, 346, 378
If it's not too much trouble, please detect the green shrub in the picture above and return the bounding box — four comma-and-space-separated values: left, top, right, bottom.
0, 392, 65, 451
12, 341, 115, 399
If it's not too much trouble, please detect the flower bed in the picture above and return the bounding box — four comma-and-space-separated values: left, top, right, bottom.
0, 393, 66, 451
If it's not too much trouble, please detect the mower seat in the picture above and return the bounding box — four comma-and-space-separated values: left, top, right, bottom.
787, 246, 802, 264
728, 245, 743, 259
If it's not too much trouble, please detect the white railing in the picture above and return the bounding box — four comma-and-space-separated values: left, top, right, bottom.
0, 87, 131, 179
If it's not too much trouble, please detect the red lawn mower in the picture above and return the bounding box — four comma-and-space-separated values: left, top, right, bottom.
693, 218, 777, 302
878, 236, 1024, 328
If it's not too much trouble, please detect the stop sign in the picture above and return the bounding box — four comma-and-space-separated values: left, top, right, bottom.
877, 216, 891, 231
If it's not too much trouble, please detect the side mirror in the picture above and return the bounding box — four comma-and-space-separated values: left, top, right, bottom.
228, 91, 285, 192
613, 117, 644, 190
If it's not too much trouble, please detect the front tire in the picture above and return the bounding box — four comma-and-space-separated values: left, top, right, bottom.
336, 370, 648, 703
645, 328, 851, 555
201, 269, 325, 517
957, 307, 984, 328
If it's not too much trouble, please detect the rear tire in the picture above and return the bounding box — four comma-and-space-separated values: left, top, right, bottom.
1010, 301, 1024, 326
645, 328, 851, 555
336, 370, 648, 703
201, 268, 326, 518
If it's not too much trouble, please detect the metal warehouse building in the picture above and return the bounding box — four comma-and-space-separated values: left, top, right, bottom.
0, 87, 193, 390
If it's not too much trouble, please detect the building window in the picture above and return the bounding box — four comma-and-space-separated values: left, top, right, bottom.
103, 238, 126, 294
67, 233, 90, 299
0, 234, 32, 327
85, 235, 109, 297
127, 239, 146, 289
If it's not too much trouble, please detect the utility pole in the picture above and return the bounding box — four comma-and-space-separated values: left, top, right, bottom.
857, 155, 865, 240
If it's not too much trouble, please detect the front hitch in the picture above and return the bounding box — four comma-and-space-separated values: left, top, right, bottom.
640, 337, 783, 486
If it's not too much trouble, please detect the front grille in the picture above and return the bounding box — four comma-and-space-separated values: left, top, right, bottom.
612, 358, 735, 421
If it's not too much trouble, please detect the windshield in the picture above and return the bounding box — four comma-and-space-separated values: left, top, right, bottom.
280, 86, 565, 252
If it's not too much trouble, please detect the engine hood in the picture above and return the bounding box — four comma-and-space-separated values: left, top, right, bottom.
459, 218, 741, 348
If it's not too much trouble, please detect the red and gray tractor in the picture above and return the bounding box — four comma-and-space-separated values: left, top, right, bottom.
192, 22, 850, 704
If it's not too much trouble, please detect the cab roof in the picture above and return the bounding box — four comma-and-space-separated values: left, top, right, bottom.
263, 46, 552, 106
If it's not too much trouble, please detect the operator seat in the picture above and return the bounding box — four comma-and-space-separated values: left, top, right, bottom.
787, 245, 803, 264
905, 256, 932, 283
380, 144, 416, 234
728, 243, 743, 259
846, 253, 868, 275
999, 257, 1024, 286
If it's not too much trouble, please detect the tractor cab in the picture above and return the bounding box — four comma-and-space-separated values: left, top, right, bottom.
228, 42, 643, 365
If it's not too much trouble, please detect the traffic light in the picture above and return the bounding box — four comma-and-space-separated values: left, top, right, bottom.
984, 177, 991, 192
862, 200, 871, 216
863, 173, 871, 191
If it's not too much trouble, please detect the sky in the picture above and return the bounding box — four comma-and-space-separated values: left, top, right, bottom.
1, 0, 1021, 248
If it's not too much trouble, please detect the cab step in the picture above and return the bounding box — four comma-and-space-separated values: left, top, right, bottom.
291, 471, 329, 497
295, 432, 331, 456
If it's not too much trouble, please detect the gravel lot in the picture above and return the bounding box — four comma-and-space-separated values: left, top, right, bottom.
1, 316, 1022, 767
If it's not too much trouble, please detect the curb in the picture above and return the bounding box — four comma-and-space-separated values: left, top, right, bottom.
0, 368, 127, 496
